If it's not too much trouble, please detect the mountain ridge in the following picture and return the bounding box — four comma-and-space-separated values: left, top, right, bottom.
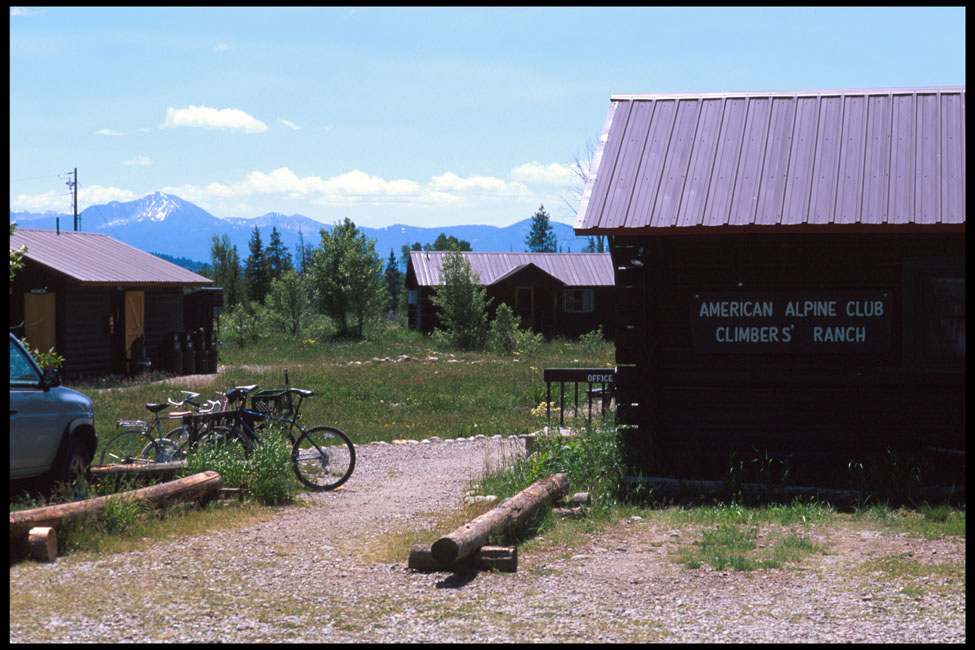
10, 192, 593, 266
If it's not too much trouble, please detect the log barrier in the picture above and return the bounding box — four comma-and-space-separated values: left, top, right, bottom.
430, 473, 569, 567
10, 470, 222, 542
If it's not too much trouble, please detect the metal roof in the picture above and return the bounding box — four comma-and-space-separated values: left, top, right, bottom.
575, 87, 966, 234
9, 228, 213, 286
408, 251, 614, 287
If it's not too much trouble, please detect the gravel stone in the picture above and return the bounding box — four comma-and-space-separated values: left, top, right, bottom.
9, 435, 966, 643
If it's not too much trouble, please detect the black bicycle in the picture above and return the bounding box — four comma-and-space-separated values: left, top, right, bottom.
100, 390, 217, 465
181, 384, 356, 491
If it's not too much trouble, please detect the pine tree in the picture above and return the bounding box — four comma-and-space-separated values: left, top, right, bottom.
525, 204, 557, 252
208, 234, 243, 308
244, 226, 271, 304
383, 249, 403, 316
266, 226, 293, 282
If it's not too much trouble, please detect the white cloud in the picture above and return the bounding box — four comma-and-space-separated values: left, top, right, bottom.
78, 185, 140, 207
96, 128, 124, 136
159, 166, 531, 211
123, 155, 153, 166
161, 105, 268, 133
213, 43, 229, 52
430, 172, 529, 197
11, 185, 138, 213
10, 8, 30, 16
510, 162, 576, 185
279, 119, 302, 130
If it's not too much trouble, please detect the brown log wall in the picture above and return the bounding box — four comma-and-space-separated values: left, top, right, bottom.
611, 232, 965, 486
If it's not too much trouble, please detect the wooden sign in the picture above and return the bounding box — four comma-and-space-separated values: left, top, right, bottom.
690, 290, 892, 353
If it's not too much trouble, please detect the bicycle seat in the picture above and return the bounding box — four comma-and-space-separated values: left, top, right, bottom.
289, 388, 315, 398
145, 403, 170, 413
225, 384, 259, 404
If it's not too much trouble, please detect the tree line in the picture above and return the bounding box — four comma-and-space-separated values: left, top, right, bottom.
202, 205, 605, 347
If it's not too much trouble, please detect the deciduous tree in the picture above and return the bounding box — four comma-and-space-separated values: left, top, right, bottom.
310, 218, 385, 339
430, 251, 491, 350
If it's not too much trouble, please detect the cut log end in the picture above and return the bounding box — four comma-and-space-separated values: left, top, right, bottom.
430, 538, 460, 567
28, 526, 58, 562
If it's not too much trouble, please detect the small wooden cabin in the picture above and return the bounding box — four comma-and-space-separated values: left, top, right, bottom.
9, 228, 217, 379
406, 251, 615, 339
575, 87, 965, 486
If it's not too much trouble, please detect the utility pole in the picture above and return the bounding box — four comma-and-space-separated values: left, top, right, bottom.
65, 168, 78, 230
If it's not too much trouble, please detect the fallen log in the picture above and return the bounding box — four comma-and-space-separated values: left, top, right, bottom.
90, 461, 186, 482
552, 506, 584, 519
431, 473, 569, 567
565, 492, 591, 508
10, 471, 222, 541
408, 543, 517, 572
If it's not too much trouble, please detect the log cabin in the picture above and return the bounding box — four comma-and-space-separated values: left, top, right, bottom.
574, 87, 965, 487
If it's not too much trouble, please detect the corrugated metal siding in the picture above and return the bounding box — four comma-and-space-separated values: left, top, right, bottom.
576, 87, 966, 233
409, 252, 614, 288
9, 228, 212, 286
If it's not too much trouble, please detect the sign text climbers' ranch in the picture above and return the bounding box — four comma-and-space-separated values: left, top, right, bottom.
690, 291, 892, 353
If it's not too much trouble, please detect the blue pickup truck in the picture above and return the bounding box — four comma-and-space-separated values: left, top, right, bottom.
9, 332, 97, 499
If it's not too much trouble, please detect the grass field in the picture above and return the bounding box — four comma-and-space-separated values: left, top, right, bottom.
74, 326, 613, 457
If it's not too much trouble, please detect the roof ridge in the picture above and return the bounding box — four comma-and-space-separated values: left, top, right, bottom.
611, 86, 965, 101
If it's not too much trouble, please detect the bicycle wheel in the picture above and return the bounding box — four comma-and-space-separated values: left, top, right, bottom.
100, 431, 165, 465
292, 426, 356, 491
161, 426, 191, 461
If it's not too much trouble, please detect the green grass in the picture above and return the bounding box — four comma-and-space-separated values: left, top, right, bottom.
851, 503, 966, 539
672, 522, 826, 571
72, 328, 614, 460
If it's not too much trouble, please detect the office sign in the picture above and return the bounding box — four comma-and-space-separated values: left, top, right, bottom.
690, 290, 892, 353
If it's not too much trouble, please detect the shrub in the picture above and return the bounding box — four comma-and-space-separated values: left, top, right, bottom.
180, 428, 298, 505
246, 428, 299, 505
429, 251, 491, 350
513, 328, 544, 358
479, 418, 625, 516
488, 303, 520, 355
578, 325, 610, 361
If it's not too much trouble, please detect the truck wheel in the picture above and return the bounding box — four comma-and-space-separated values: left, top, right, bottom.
49, 438, 91, 502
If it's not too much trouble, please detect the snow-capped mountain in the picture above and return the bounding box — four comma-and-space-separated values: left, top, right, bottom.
10, 193, 594, 266
97, 192, 217, 228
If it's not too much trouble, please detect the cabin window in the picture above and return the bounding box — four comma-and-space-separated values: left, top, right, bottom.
903, 257, 965, 372
564, 289, 594, 313
407, 290, 417, 306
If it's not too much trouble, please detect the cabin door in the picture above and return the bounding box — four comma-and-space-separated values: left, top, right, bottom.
124, 291, 145, 360
23, 292, 56, 355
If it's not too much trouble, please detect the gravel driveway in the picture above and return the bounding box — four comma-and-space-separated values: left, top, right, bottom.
9, 434, 966, 643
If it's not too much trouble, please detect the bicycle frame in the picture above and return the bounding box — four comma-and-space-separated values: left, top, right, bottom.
180, 387, 308, 451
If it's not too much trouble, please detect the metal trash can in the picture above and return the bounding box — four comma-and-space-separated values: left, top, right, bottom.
127, 335, 152, 377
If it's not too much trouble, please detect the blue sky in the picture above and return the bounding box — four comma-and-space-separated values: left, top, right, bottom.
9, 6, 966, 228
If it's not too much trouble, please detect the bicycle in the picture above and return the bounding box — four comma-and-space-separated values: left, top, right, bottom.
182, 383, 356, 491
99, 391, 218, 465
